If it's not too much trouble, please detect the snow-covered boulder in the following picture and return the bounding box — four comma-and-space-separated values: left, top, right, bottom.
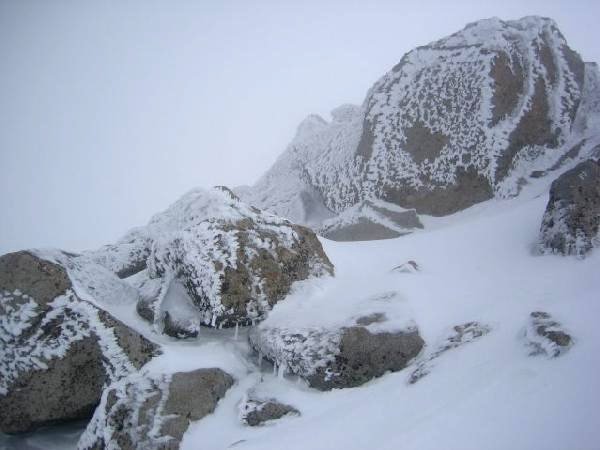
239, 17, 600, 236
409, 322, 491, 384
249, 310, 424, 390
90, 186, 334, 333
78, 368, 234, 450
524, 311, 573, 357
538, 159, 600, 257
0, 251, 159, 434
239, 394, 299, 426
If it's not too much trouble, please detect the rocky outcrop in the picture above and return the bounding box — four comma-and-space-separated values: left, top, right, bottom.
0, 251, 159, 434
409, 322, 491, 384
525, 311, 572, 357
319, 200, 423, 241
538, 159, 600, 257
239, 394, 299, 426
239, 17, 600, 239
249, 314, 424, 390
90, 186, 334, 332
78, 368, 234, 450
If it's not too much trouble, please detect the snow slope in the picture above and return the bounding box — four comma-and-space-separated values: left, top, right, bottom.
4, 180, 598, 450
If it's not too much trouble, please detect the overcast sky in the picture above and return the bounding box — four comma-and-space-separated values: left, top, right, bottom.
1, 0, 599, 254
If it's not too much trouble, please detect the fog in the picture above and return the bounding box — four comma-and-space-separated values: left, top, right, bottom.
1, 0, 599, 254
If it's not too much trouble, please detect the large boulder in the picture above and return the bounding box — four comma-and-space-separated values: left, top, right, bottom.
0, 251, 159, 434
239, 17, 600, 239
78, 368, 234, 450
238, 394, 299, 427
249, 312, 424, 390
91, 186, 334, 332
538, 159, 600, 257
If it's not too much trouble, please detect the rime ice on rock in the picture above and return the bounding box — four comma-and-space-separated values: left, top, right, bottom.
90, 186, 334, 332
239, 17, 600, 237
538, 159, 600, 257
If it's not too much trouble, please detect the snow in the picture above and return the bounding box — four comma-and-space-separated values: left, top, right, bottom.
4, 184, 600, 450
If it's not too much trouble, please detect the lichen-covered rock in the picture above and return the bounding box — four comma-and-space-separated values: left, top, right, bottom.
239, 17, 600, 236
525, 311, 573, 357
0, 251, 159, 434
409, 322, 491, 384
78, 368, 234, 450
538, 159, 600, 257
249, 316, 424, 390
91, 187, 333, 332
239, 394, 299, 426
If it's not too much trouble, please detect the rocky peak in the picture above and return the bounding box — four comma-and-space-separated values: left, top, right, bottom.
238, 16, 600, 239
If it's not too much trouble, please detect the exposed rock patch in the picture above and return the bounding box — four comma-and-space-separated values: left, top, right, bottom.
525, 311, 572, 357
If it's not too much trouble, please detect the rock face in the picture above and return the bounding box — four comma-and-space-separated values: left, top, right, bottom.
78, 368, 234, 450
238, 17, 600, 239
249, 317, 424, 390
239, 395, 299, 426
525, 311, 573, 357
409, 322, 491, 384
0, 251, 159, 434
89, 186, 334, 332
538, 159, 600, 257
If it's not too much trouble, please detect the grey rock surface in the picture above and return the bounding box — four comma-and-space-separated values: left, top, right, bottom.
0, 251, 159, 434
78, 368, 234, 450
525, 311, 573, 357
538, 159, 600, 257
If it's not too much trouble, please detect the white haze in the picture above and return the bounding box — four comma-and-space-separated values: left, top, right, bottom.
1, 0, 599, 254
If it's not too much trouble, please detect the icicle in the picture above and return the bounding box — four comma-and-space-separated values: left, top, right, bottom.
258, 352, 263, 371
234, 322, 239, 341
273, 361, 278, 376
277, 363, 286, 379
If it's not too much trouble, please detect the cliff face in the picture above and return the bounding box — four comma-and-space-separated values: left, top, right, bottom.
239, 17, 600, 235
